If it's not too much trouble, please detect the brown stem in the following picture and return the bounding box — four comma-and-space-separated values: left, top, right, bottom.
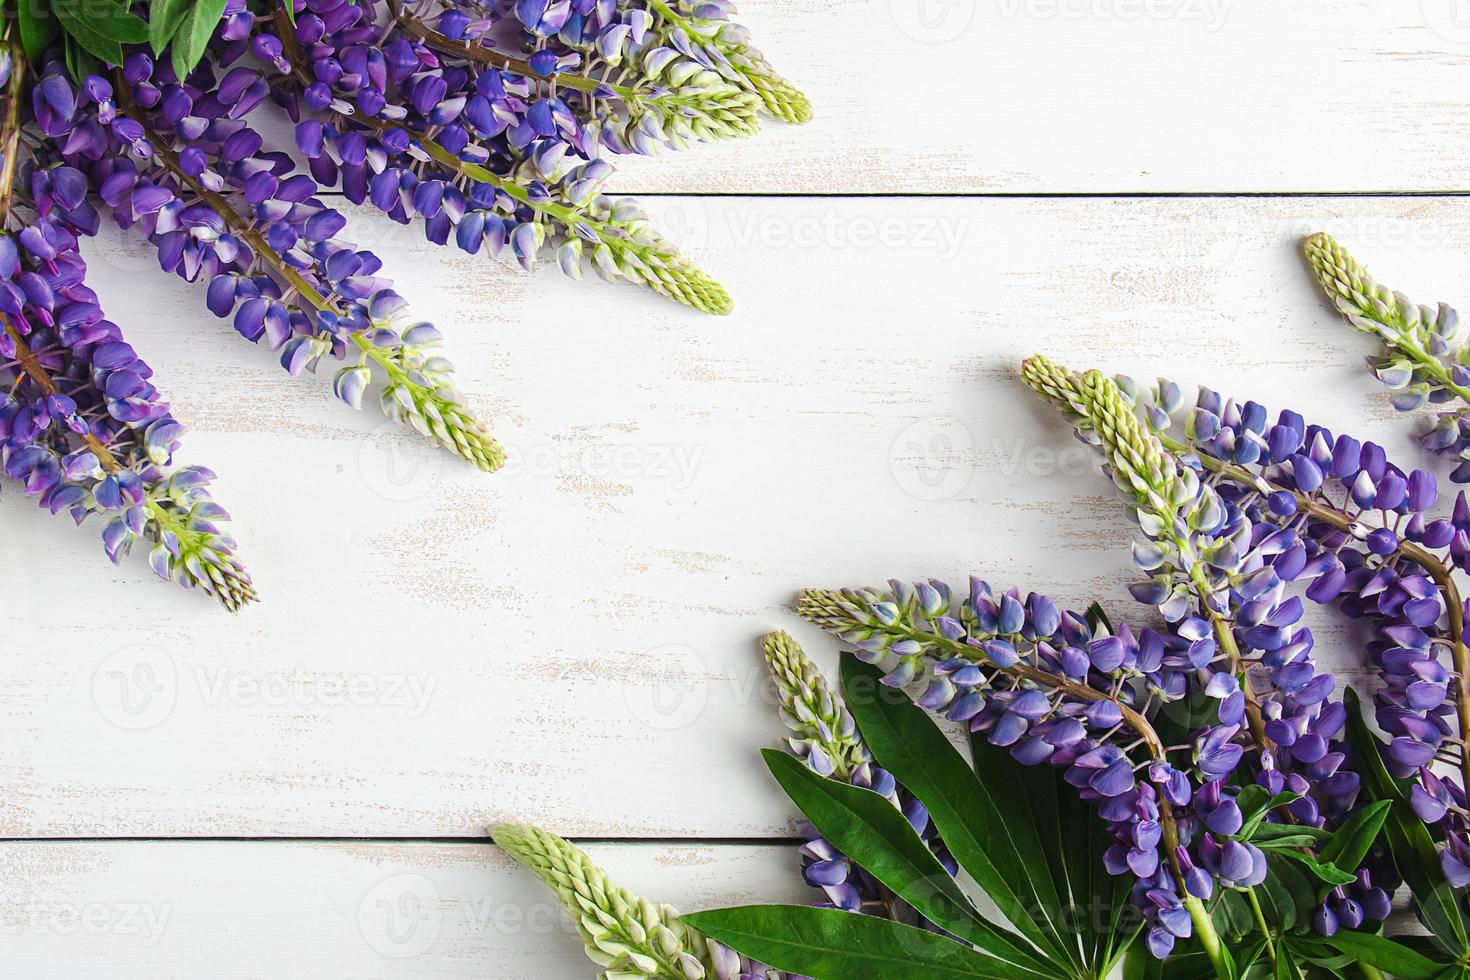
876, 616, 1188, 873
383, 0, 603, 95
1190, 564, 1278, 762
116, 81, 337, 314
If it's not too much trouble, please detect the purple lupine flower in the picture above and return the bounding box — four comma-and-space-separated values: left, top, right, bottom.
247, 0, 740, 313
796, 578, 1283, 957
0, 135, 253, 608
34, 56, 504, 473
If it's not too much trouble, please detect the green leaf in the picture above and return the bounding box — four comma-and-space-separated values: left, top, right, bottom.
1316, 930, 1443, 979
1246, 822, 1328, 846
1317, 799, 1391, 883
61, 32, 103, 82
169, 0, 228, 80
840, 658, 1077, 969
1083, 602, 1114, 635
1275, 849, 1356, 887
1234, 787, 1301, 840
1272, 941, 1299, 980
1251, 835, 1323, 851
147, 0, 191, 54
684, 905, 1026, 980
1210, 889, 1252, 941
1344, 688, 1470, 954
17, 0, 59, 64
84, 4, 146, 42
1257, 855, 1314, 933
760, 751, 1060, 977
1122, 943, 1217, 980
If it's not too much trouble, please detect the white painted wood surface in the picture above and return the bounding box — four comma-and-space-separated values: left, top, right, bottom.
1, 195, 1454, 839
11, 6, 1470, 975
608, 0, 1470, 194
0, 841, 805, 978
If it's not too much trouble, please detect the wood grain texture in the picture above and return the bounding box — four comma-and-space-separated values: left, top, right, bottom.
605, 0, 1470, 194
0, 194, 1457, 837
0, 840, 806, 978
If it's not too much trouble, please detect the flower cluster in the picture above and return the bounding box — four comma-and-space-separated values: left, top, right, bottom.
0, 0, 804, 603
1109, 357, 1470, 895
37, 55, 506, 472
259, 0, 756, 314
0, 33, 253, 608
799, 580, 1251, 958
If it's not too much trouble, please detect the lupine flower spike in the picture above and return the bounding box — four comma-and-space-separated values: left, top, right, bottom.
490, 824, 790, 979
32, 56, 505, 472
0, 30, 254, 608
1305, 232, 1470, 481
1027, 354, 1451, 929
263, 2, 739, 315
763, 630, 952, 924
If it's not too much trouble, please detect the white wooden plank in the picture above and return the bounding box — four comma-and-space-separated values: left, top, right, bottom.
0, 840, 805, 979
604, 0, 1470, 193
1, 195, 1462, 836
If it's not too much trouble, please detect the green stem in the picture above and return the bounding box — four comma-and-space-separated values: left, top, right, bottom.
1384, 323, 1470, 405
1244, 887, 1277, 965
1183, 895, 1231, 980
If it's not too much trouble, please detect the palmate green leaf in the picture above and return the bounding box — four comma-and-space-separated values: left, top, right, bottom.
683, 905, 1026, 980
1272, 941, 1299, 980
760, 750, 1061, 977
169, 0, 228, 79
969, 724, 1138, 975
1211, 890, 1252, 941
1313, 930, 1444, 979
1042, 732, 1137, 972
16, 0, 59, 65
838, 658, 1081, 971
1344, 688, 1470, 954
1287, 935, 1357, 974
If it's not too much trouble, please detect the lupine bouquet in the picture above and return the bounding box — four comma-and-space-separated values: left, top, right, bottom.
499, 237, 1470, 979
0, 0, 805, 609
